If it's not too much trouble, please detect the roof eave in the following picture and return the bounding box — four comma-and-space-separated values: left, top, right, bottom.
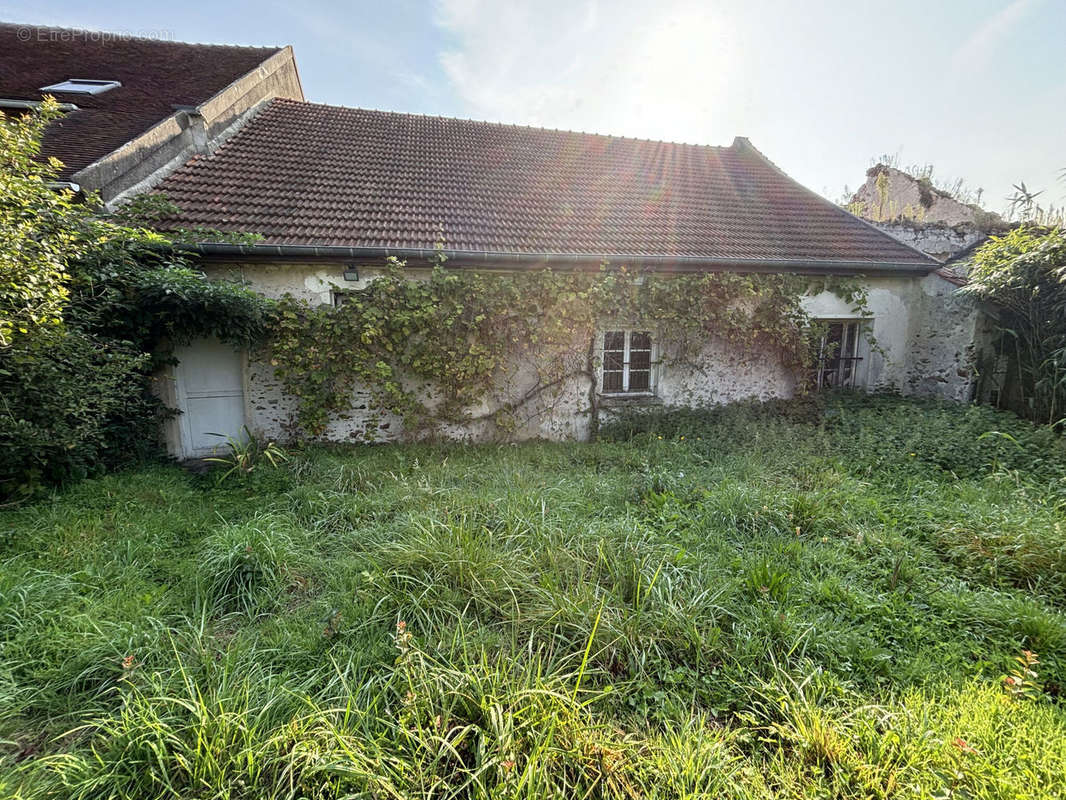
181, 242, 937, 276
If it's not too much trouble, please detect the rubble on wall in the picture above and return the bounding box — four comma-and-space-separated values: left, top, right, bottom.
849, 164, 1003, 230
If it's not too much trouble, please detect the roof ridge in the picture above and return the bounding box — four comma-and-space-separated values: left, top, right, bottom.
268, 97, 735, 152
0, 20, 284, 51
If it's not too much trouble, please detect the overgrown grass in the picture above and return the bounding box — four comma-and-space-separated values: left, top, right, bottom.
2, 394, 1066, 798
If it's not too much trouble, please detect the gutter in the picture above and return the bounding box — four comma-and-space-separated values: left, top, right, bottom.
180, 242, 938, 277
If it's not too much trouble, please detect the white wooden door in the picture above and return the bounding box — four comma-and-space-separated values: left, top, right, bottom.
173, 338, 247, 458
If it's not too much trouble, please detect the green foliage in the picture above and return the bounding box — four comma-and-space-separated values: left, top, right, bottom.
1003, 650, 1041, 702
270, 257, 821, 438
203, 427, 288, 483
198, 515, 306, 614
0, 332, 155, 496
0, 104, 274, 497
964, 225, 1066, 424
0, 100, 82, 348
2, 396, 1066, 797
68, 240, 273, 359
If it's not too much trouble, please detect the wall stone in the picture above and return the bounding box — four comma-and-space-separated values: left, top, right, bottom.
903, 274, 982, 401
849, 165, 1002, 229
168, 263, 981, 451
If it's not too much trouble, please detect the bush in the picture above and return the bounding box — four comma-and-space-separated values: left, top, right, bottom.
963, 226, 1066, 424
0, 332, 158, 495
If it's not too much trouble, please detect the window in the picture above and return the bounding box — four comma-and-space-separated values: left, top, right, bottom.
601, 330, 654, 394
331, 290, 351, 308
40, 79, 122, 95
809, 320, 864, 389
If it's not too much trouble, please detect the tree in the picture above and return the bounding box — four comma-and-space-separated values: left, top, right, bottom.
0, 99, 88, 346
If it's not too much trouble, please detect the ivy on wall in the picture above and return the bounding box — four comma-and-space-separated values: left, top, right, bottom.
268, 255, 870, 439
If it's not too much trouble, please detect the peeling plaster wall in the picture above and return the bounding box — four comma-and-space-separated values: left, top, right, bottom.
902, 274, 984, 401
169, 263, 978, 450
801, 276, 924, 392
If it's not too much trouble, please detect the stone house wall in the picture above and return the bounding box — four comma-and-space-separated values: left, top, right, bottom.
166, 263, 962, 448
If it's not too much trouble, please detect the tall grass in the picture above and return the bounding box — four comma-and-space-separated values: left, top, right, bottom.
2, 395, 1065, 798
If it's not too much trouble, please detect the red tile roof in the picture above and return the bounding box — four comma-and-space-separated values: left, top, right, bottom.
156, 98, 935, 269
0, 23, 281, 178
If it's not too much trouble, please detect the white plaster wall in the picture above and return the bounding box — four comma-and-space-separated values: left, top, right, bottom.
801, 276, 922, 392
653, 337, 796, 407
185, 263, 975, 447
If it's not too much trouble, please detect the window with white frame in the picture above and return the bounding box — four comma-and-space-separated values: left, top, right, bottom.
809, 320, 865, 389
601, 330, 654, 394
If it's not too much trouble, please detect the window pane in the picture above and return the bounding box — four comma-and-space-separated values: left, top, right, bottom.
602, 370, 624, 392
629, 370, 650, 392
604, 331, 625, 351
824, 323, 844, 358
810, 321, 863, 389
841, 322, 858, 359
603, 351, 624, 371
630, 331, 652, 351
630, 348, 651, 370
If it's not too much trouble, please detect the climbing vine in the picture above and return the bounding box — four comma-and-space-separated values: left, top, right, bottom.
268, 256, 869, 439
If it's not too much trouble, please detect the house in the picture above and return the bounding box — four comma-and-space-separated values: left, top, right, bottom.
138, 97, 995, 457
4, 24, 990, 457
845, 165, 1011, 402
0, 23, 303, 202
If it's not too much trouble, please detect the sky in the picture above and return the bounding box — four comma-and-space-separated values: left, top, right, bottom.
5, 0, 1065, 214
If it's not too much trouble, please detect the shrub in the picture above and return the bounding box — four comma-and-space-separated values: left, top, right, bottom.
0, 332, 157, 496
963, 226, 1066, 424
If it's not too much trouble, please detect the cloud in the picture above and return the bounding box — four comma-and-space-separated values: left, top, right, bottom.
432, 0, 743, 145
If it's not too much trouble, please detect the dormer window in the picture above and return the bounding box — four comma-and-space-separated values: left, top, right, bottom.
40, 79, 122, 96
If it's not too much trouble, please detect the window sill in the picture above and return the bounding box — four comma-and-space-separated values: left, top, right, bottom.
598, 392, 662, 408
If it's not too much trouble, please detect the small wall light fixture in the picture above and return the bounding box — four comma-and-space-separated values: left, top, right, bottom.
342, 264, 360, 281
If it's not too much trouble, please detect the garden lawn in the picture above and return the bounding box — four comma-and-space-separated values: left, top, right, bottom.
2, 395, 1066, 799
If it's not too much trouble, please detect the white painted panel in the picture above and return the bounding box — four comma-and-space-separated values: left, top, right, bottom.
173, 338, 246, 458
184, 395, 247, 454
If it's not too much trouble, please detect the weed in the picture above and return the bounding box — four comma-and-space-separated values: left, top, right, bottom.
3, 395, 1066, 797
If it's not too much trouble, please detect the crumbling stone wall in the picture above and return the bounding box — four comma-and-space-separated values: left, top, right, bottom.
870, 220, 986, 263
849, 165, 1002, 230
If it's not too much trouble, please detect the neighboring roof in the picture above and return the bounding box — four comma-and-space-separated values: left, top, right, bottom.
156, 99, 936, 271
0, 23, 282, 178
935, 266, 968, 287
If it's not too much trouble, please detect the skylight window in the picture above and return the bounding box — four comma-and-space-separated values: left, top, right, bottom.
39, 79, 122, 96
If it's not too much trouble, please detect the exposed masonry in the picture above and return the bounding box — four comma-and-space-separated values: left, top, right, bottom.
178, 263, 951, 446
865, 218, 999, 405
871, 221, 987, 263
850, 165, 1004, 230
